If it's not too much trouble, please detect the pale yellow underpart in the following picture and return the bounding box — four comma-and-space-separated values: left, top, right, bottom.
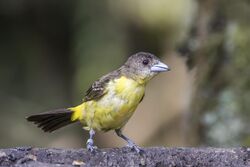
70, 76, 145, 131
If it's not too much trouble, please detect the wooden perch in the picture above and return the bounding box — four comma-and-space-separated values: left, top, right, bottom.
0, 147, 249, 167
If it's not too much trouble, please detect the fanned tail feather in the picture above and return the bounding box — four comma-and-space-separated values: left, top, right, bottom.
26, 108, 75, 132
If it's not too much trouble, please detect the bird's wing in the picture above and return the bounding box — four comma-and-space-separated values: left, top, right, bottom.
83, 79, 108, 102
83, 70, 121, 102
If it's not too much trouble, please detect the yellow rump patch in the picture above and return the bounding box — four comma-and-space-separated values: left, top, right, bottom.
69, 103, 85, 121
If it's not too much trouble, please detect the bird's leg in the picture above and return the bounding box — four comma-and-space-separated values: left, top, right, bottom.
86, 129, 97, 152
115, 129, 143, 153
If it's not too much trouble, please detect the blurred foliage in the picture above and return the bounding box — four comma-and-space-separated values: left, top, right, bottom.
184, 0, 250, 146
0, 0, 249, 148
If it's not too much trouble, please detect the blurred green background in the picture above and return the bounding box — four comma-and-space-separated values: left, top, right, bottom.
0, 0, 249, 148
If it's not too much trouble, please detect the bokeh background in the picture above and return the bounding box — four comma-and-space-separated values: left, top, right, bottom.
0, 0, 249, 148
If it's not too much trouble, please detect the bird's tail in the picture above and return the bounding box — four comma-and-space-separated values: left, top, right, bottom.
26, 104, 85, 133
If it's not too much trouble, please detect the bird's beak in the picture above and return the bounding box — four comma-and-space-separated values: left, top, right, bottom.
150, 61, 170, 72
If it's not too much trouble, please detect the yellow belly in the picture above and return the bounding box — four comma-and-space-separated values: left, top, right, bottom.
82, 76, 145, 131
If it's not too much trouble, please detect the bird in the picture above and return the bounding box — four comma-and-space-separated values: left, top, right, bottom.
26, 52, 170, 153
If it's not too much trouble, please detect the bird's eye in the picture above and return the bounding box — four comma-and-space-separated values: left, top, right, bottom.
142, 59, 149, 65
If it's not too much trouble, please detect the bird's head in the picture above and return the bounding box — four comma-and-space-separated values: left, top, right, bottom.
123, 52, 170, 83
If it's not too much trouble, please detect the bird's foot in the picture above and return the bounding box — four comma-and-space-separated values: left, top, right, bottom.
126, 142, 144, 154
86, 139, 97, 152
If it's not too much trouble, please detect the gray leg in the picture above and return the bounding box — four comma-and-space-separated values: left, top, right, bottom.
115, 129, 143, 153
86, 129, 97, 152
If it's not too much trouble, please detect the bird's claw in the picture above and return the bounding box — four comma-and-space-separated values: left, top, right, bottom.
86, 139, 97, 152
87, 145, 97, 152
127, 143, 144, 154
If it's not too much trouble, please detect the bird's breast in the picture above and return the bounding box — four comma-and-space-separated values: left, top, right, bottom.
86, 76, 145, 130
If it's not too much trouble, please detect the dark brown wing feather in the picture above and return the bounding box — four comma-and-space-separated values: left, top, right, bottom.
83, 69, 121, 102
83, 80, 107, 102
